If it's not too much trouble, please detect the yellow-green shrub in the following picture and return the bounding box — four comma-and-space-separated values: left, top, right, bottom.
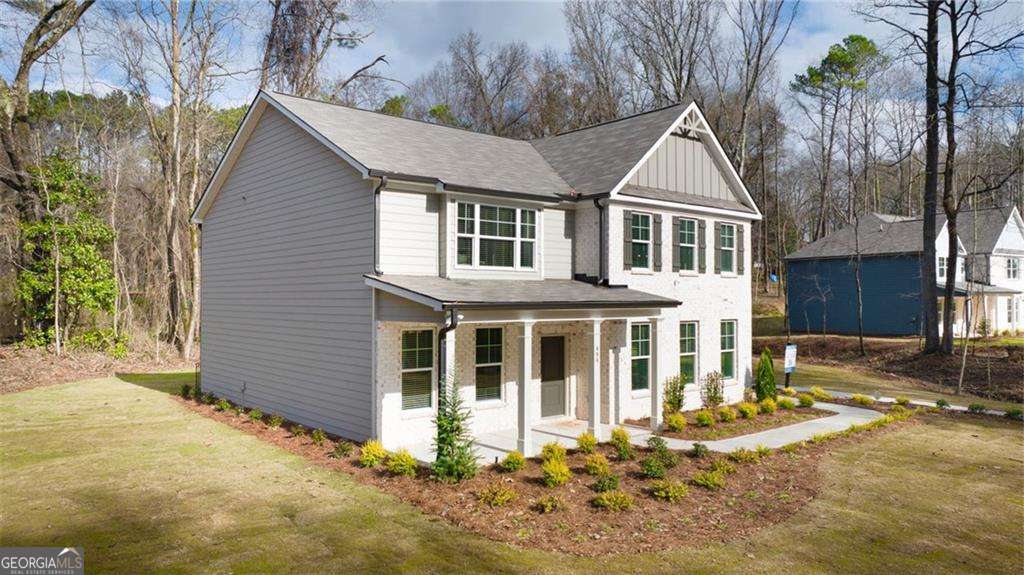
385, 449, 418, 477
717, 406, 737, 423
691, 470, 726, 490
728, 447, 760, 463
665, 412, 687, 432
584, 453, 610, 476
736, 402, 758, 419
477, 482, 517, 507
851, 394, 875, 406
500, 451, 525, 472
610, 426, 634, 460
809, 386, 833, 401
592, 490, 634, 511
541, 458, 572, 487
541, 442, 567, 463
649, 479, 688, 503
534, 495, 565, 514
758, 397, 777, 414
778, 397, 796, 410
780, 387, 798, 397
359, 440, 388, 468
576, 432, 597, 454
695, 409, 715, 427
797, 393, 815, 408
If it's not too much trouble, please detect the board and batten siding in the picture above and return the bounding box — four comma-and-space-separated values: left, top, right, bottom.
544, 208, 574, 279
378, 189, 439, 275
201, 105, 374, 440
628, 133, 737, 202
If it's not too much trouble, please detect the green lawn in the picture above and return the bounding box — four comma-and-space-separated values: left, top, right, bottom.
775, 362, 1024, 412
2, 372, 1022, 574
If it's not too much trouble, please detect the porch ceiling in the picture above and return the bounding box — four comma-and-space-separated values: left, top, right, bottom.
365, 274, 680, 311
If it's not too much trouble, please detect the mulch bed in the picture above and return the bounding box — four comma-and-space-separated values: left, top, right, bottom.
174, 396, 916, 556
626, 407, 831, 442
1, 345, 191, 395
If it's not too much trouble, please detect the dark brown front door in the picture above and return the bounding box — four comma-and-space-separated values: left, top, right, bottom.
541, 336, 566, 418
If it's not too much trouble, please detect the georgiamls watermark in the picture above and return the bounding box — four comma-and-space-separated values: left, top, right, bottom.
0, 548, 83, 575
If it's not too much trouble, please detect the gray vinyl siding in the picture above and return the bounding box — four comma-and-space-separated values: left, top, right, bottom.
379, 189, 439, 275
375, 292, 443, 322
544, 208, 574, 279
628, 133, 737, 203
201, 105, 374, 440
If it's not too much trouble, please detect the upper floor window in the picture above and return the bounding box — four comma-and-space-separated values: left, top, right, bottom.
938, 256, 947, 278
631, 323, 651, 391
719, 223, 736, 273
1008, 258, 1020, 280
631, 213, 652, 269
456, 202, 536, 270
678, 218, 697, 272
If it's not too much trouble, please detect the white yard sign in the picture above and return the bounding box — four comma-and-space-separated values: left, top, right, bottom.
784, 344, 797, 374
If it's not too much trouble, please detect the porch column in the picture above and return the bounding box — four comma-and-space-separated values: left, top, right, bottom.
650, 316, 668, 431
518, 320, 535, 456
588, 319, 602, 439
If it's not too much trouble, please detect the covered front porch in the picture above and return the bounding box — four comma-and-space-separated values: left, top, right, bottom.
938, 281, 1022, 337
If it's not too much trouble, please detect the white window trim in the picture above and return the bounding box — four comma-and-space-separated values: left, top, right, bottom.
631, 322, 651, 394
631, 212, 653, 271
474, 327, 504, 405
1008, 257, 1020, 280
938, 256, 947, 279
400, 328, 436, 418
720, 223, 737, 274
678, 217, 698, 273
454, 202, 537, 271
680, 321, 698, 383
1007, 298, 1015, 325
720, 319, 737, 381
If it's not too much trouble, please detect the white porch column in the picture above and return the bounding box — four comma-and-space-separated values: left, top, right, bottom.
588, 319, 602, 438
518, 320, 535, 456
650, 316, 669, 430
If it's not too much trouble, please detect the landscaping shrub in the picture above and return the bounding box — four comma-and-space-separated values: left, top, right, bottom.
968, 403, 987, 414
291, 424, 307, 438
758, 397, 777, 414
584, 453, 611, 476
778, 397, 796, 410
541, 442, 568, 463
215, 398, 231, 412
700, 371, 725, 408
386, 449, 418, 478
690, 443, 709, 458
691, 470, 726, 490
646, 436, 679, 468
1005, 408, 1023, 421
797, 393, 815, 408
432, 377, 478, 483
649, 480, 688, 503
576, 432, 597, 454
541, 458, 572, 487
359, 440, 388, 468
592, 490, 634, 511
935, 398, 950, 409
534, 495, 565, 514
665, 412, 687, 432
710, 459, 736, 475
754, 348, 777, 401
889, 404, 910, 416
695, 409, 715, 427
202, 393, 215, 405
717, 406, 737, 423
640, 456, 667, 479
808, 386, 832, 401
780, 387, 798, 397
610, 426, 634, 460
663, 374, 686, 415
737, 402, 758, 419
267, 414, 284, 428
311, 428, 327, 446
779, 442, 803, 453
500, 451, 525, 472
247, 408, 263, 423
755, 444, 772, 458
895, 396, 911, 407
850, 394, 875, 406
180, 384, 192, 398
729, 447, 759, 463
331, 441, 354, 459
477, 482, 517, 507
593, 473, 619, 493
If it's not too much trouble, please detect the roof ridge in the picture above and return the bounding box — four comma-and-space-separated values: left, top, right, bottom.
530, 101, 690, 141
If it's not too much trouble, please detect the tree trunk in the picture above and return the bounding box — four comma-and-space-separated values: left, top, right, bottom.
921, 0, 941, 354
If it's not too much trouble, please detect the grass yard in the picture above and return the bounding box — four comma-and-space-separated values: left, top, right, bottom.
2, 372, 1022, 574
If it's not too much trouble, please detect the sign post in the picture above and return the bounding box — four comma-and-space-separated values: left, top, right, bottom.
783, 344, 797, 388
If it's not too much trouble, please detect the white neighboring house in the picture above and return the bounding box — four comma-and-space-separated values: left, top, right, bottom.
956, 206, 1024, 336
191, 91, 760, 457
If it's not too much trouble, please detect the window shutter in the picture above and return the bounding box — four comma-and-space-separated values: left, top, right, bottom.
698, 219, 706, 273
623, 210, 633, 270
737, 225, 745, 275
714, 222, 722, 274
652, 214, 662, 271
672, 217, 681, 272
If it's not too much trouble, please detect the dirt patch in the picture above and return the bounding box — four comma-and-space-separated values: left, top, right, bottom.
0, 345, 191, 395
754, 335, 1024, 404
176, 396, 917, 556
626, 407, 830, 442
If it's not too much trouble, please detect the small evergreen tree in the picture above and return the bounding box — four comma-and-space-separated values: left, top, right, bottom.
755, 348, 777, 401
432, 376, 478, 482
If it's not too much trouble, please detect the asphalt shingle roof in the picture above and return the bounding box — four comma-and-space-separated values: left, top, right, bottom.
785, 213, 946, 260
365, 274, 680, 310
955, 206, 1012, 254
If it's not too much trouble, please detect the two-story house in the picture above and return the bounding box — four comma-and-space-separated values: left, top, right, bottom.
959, 206, 1024, 334
191, 91, 760, 457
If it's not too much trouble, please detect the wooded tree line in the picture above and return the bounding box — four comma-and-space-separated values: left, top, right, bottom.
0, 0, 1021, 358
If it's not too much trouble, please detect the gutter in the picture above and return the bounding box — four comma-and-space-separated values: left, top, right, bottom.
594, 198, 607, 285
372, 175, 388, 275
437, 308, 459, 401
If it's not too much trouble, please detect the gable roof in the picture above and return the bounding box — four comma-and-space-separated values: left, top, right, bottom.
956, 206, 1015, 254
785, 213, 950, 260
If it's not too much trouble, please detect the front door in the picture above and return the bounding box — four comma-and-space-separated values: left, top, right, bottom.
540, 336, 566, 418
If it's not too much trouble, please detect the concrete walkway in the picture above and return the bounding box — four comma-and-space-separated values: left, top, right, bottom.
625, 401, 884, 453
787, 385, 1011, 417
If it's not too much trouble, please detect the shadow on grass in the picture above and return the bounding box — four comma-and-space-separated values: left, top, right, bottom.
115, 371, 197, 395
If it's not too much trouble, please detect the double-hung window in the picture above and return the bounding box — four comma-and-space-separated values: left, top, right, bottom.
401, 330, 434, 410
679, 322, 697, 384
720, 224, 736, 273
631, 213, 652, 269
1008, 258, 1020, 280
455, 202, 536, 269
631, 323, 651, 391
475, 328, 503, 401
720, 320, 736, 380
1008, 299, 1015, 326
678, 218, 697, 272
938, 256, 947, 279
